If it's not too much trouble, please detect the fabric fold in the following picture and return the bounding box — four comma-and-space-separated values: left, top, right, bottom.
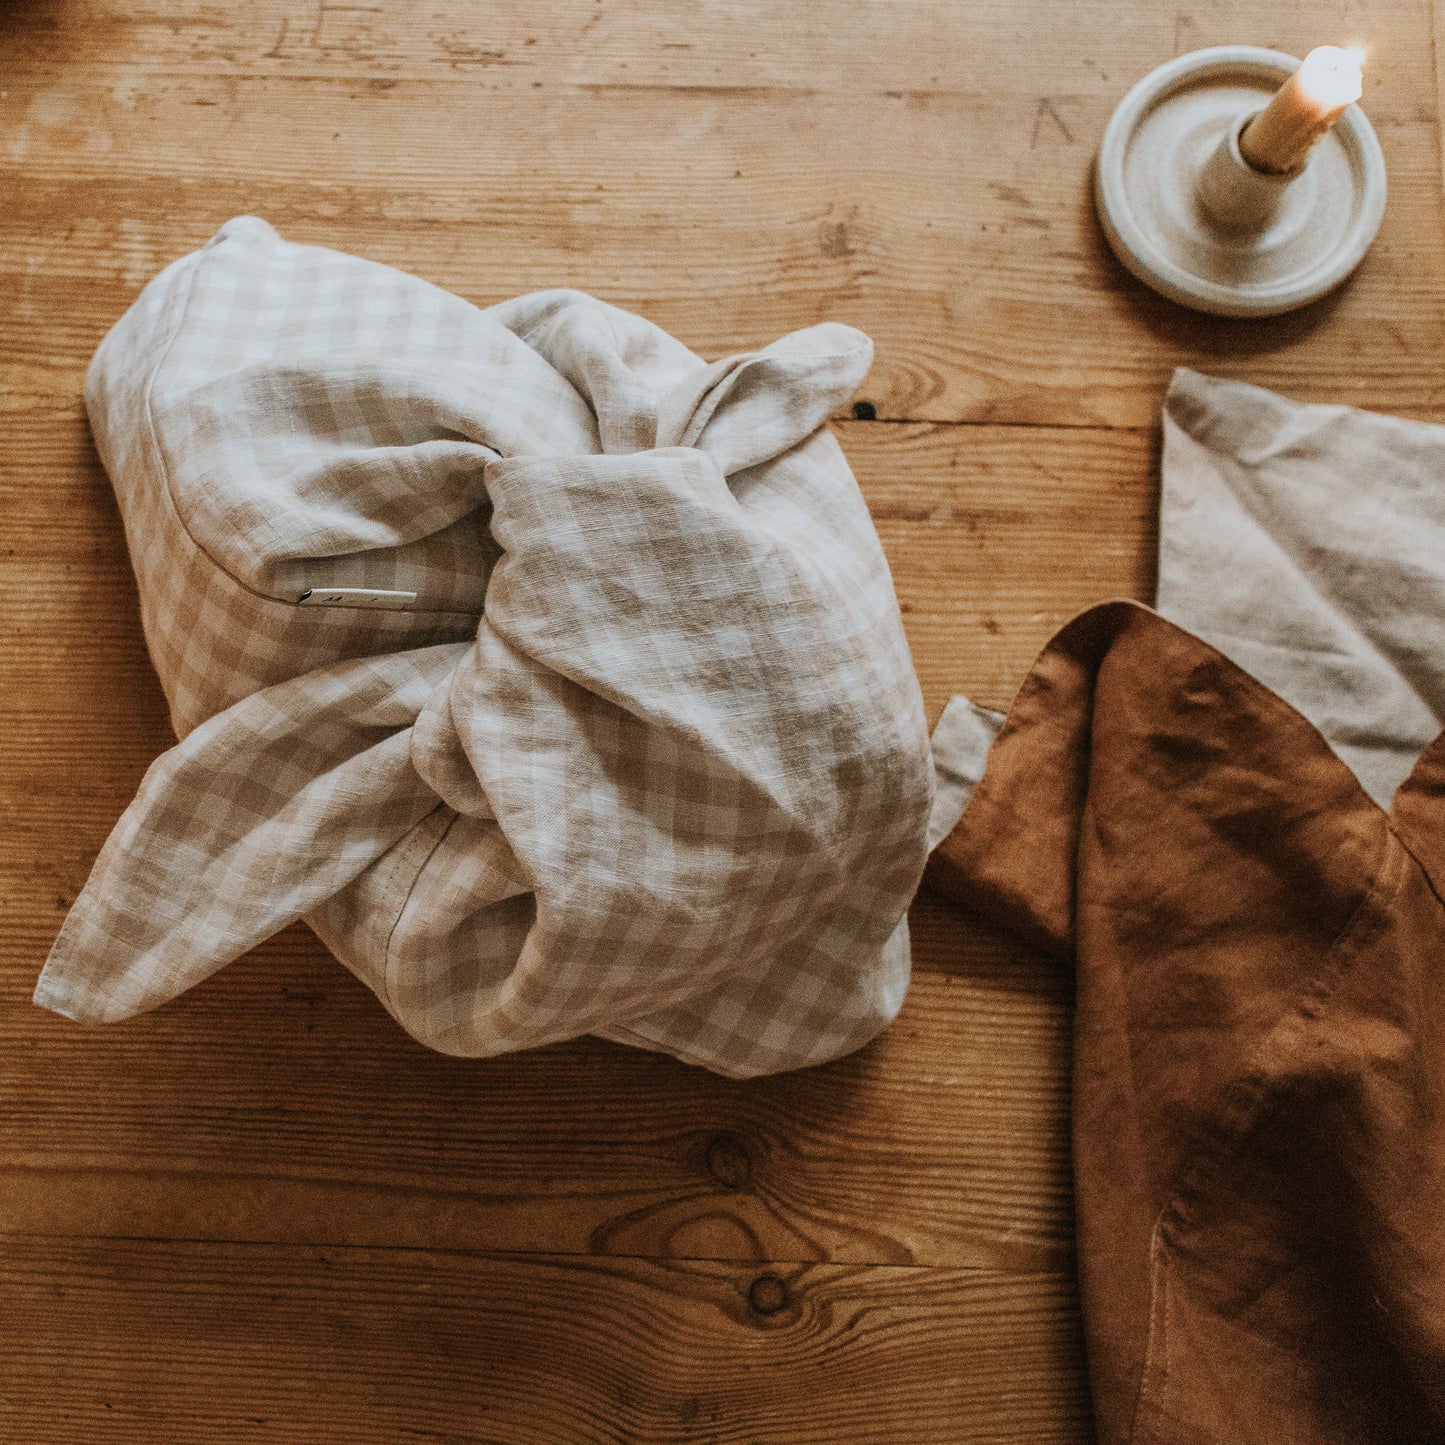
928, 600, 1445, 1443
1159, 367, 1445, 808
924, 370, 1445, 1441
37, 648, 459, 1023
38, 216, 934, 1078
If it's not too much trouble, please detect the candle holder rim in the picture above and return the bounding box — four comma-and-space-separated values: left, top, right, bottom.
1095, 45, 1387, 317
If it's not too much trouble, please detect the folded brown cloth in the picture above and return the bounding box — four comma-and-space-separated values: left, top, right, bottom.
928, 600, 1445, 1442
924, 371, 1445, 1442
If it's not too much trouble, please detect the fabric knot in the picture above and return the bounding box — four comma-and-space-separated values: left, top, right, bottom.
36, 217, 934, 1078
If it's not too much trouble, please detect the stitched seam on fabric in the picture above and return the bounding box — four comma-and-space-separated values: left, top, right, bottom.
1178, 821, 1401, 1181
1391, 821, 1445, 917
137, 252, 208, 586
381, 806, 462, 1014
137, 239, 481, 617
1157, 828, 1399, 1212
1135, 830, 1405, 1429
1131, 1235, 1232, 1445
1089, 600, 1389, 819
1126, 1218, 1172, 1443
294, 600, 480, 616
1121, 826, 1404, 1433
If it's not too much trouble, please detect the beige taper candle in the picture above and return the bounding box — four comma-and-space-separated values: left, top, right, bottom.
1239, 45, 1365, 174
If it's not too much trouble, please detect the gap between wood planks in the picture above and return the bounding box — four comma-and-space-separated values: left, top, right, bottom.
0, 1224, 1071, 1272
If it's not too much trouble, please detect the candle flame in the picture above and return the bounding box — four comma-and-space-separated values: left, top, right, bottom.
1297, 45, 1366, 110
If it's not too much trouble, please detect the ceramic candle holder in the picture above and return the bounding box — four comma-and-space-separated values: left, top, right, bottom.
1094, 46, 1387, 317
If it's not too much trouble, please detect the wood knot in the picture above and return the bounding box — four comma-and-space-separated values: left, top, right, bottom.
852, 400, 877, 420
704, 1133, 752, 1191
748, 1274, 789, 1316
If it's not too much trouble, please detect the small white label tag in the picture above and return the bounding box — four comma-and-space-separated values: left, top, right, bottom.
297, 587, 419, 610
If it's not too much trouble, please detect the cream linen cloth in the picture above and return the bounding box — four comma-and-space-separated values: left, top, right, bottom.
929, 367, 1445, 824
35, 216, 934, 1078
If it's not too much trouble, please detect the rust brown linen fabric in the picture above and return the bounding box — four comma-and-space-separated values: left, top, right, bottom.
928, 599, 1445, 1445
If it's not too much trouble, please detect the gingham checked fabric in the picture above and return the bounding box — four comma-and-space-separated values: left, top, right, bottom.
34, 216, 934, 1078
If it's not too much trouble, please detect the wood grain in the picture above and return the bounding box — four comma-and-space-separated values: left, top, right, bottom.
7, 0, 1444, 1437
1, 905, 1074, 1272
3, 0, 1433, 102
0, 425, 1091, 1277
4, 14, 1444, 428
0, 415, 1157, 744
0, 1237, 1091, 1443
1434, 0, 1445, 199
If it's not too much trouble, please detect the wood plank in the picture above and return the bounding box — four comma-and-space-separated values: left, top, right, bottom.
9, 0, 1436, 1432
0, 405, 1107, 1275
851, 420, 1159, 708
0, 0, 1427, 97
3, 68, 1442, 428
1434, 0, 1445, 200
0, 1236, 1092, 1443
0, 896, 1074, 1271
0, 417, 1093, 1276
0, 415, 1158, 729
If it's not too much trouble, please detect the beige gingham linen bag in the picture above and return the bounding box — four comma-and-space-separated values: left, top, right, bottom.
35, 217, 934, 1077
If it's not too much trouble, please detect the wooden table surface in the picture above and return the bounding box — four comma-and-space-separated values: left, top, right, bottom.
4, 1, 1444, 1440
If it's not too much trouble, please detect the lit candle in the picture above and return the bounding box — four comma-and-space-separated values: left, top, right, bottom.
1239, 45, 1365, 174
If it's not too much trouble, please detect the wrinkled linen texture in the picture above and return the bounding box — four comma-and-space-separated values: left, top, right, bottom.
36, 216, 935, 1079
930, 367, 1445, 837
928, 371, 1445, 1443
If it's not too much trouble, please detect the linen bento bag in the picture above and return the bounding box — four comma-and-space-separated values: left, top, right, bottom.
35, 217, 935, 1078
